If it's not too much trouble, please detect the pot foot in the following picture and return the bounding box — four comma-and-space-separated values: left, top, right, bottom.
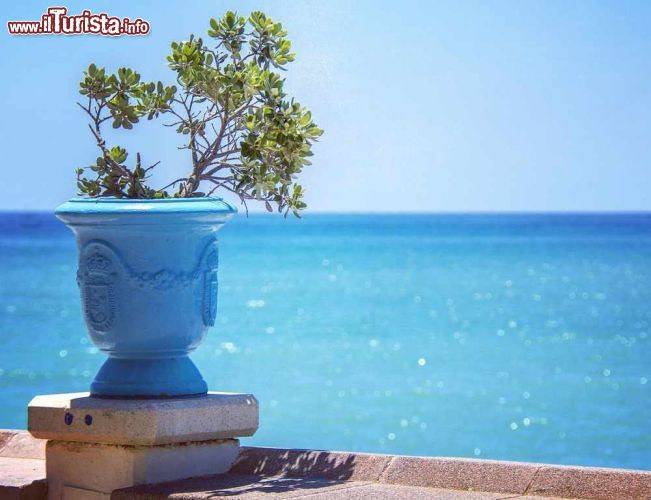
90, 356, 208, 398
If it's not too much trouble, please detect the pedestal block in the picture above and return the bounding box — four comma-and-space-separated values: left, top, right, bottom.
28, 392, 258, 499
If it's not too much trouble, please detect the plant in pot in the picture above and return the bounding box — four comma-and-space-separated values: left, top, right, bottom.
56, 11, 322, 398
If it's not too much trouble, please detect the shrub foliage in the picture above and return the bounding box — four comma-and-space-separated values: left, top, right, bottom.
76, 11, 322, 216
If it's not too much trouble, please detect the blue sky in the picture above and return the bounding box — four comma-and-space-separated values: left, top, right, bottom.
1, 0, 650, 212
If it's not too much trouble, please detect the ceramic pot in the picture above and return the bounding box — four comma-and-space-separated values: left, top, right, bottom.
55, 197, 236, 398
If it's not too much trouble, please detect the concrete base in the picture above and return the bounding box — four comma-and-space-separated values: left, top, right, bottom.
28, 392, 258, 445
46, 439, 239, 499
27, 392, 259, 498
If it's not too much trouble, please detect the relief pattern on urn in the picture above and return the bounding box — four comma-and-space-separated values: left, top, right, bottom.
77, 239, 219, 333
77, 242, 117, 333
202, 246, 219, 327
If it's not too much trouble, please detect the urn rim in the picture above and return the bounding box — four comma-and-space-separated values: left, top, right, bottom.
55, 196, 237, 225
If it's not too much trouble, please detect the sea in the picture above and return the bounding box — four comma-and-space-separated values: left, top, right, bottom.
0, 212, 649, 470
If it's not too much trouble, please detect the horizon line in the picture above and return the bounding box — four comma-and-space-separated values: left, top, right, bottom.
1, 209, 650, 216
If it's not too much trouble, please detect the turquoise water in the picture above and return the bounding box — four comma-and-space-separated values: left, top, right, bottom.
0, 213, 649, 470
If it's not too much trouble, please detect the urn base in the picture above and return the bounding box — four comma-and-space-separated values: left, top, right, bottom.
91, 355, 208, 398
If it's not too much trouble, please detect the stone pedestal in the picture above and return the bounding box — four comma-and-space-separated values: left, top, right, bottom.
28, 392, 258, 499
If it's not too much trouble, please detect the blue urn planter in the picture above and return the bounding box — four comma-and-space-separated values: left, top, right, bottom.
55, 197, 236, 398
